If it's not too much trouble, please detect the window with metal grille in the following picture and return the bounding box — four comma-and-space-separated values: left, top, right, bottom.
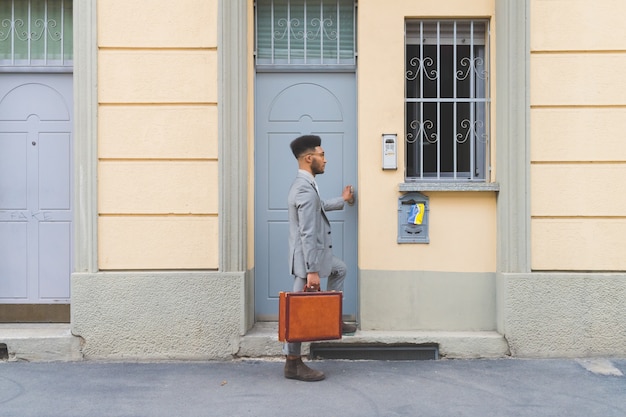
405, 20, 490, 181
0, 0, 73, 70
255, 0, 356, 69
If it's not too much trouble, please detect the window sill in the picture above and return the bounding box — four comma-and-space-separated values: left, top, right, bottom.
399, 182, 500, 192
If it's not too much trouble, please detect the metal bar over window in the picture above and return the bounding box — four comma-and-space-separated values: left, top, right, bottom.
28, 0, 32, 64
10, 0, 15, 65
436, 21, 441, 180
335, 0, 340, 64
453, 21, 457, 178
319, 1, 323, 64
270, 1, 274, 63
61, 0, 64, 65
419, 21, 424, 179
469, 21, 475, 179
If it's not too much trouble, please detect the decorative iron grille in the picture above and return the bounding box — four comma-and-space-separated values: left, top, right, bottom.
0, 0, 73, 69
255, 0, 356, 68
405, 20, 490, 181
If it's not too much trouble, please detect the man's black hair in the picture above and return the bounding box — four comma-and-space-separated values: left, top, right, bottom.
290, 135, 322, 159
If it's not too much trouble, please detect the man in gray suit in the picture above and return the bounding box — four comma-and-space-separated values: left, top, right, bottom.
284, 134, 356, 382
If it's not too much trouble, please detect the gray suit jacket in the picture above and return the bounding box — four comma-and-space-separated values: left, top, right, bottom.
288, 170, 344, 279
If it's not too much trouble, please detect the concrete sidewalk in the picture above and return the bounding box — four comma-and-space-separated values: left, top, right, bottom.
1, 358, 624, 417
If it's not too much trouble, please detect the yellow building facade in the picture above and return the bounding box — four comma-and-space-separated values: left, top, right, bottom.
2, 0, 621, 359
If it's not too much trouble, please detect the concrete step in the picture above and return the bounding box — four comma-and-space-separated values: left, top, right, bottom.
238, 322, 510, 359
0, 324, 83, 362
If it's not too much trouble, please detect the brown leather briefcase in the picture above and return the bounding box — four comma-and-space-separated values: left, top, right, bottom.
278, 290, 342, 342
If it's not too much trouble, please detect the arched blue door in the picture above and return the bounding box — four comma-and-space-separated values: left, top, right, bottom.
254, 72, 357, 320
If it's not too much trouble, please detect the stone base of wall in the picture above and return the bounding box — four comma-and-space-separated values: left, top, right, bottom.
71, 271, 626, 360
499, 273, 626, 357
71, 271, 245, 360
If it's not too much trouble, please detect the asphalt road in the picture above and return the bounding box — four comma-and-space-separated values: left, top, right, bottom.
1, 358, 625, 417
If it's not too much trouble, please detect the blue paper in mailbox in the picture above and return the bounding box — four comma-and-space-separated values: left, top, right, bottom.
407, 203, 425, 225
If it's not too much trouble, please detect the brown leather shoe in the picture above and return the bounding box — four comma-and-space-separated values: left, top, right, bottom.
284, 357, 325, 381
342, 322, 357, 334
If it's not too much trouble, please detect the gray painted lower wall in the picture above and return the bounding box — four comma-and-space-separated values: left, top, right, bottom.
360, 270, 497, 331
71, 271, 245, 360
499, 272, 626, 357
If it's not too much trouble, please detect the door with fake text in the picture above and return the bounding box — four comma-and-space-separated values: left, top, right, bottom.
0, 74, 73, 311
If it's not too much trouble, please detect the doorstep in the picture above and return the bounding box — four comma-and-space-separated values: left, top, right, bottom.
0, 324, 83, 362
237, 322, 510, 359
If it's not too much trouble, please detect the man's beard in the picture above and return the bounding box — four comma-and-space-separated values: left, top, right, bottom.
311, 159, 325, 175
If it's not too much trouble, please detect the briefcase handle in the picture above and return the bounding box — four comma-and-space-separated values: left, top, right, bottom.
303, 284, 320, 292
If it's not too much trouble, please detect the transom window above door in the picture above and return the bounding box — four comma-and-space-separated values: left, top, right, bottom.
255, 0, 356, 69
0, 0, 73, 70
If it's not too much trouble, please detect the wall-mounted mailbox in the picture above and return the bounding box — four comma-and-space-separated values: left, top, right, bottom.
398, 192, 429, 244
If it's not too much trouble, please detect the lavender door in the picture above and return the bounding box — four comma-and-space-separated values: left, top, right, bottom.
0, 74, 73, 305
